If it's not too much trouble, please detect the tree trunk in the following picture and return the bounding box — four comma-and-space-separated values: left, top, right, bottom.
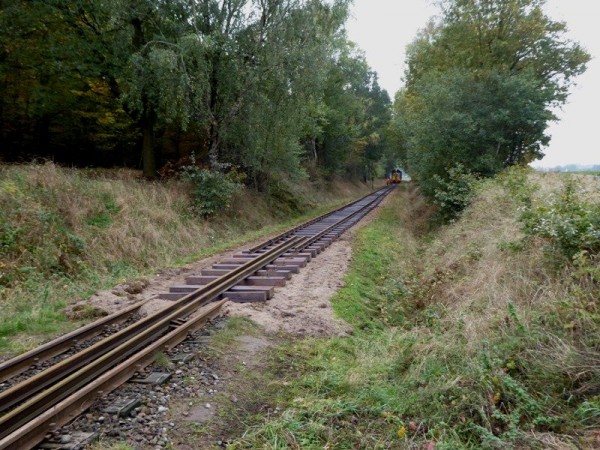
131, 16, 157, 178
208, 133, 219, 170
207, 57, 220, 170
141, 112, 156, 178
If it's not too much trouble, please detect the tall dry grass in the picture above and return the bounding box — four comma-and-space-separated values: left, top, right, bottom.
0, 162, 371, 353
391, 170, 600, 447
234, 171, 600, 449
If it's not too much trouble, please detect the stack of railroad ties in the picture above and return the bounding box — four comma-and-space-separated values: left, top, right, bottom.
0, 185, 395, 449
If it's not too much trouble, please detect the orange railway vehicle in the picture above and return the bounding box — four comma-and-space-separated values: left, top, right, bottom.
391, 169, 402, 184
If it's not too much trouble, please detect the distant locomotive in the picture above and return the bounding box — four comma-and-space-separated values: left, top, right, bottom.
387, 169, 402, 185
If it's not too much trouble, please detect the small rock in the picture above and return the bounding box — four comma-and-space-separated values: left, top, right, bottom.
157, 406, 169, 413
205, 403, 211, 409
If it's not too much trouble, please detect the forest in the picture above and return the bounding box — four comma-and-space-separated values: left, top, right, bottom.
0, 0, 590, 214
0, 0, 391, 187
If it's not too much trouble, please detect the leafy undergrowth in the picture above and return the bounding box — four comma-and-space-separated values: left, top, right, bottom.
231, 171, 600, 449
0, 162, 372, 355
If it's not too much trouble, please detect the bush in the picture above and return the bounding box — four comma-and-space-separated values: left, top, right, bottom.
181, 164, 243, 217
432, 164, 478, 221
521, 179, 600, 261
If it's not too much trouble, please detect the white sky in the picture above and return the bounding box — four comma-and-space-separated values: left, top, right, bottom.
346, 0, 600, 168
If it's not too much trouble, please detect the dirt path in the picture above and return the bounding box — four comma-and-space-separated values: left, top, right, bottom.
78, 191, 391, 330
224, 235, 354, 336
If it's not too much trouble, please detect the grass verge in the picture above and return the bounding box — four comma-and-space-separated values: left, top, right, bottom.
229, 172, 600, 449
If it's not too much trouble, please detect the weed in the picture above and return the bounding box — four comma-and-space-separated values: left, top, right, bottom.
89, 442, 135, 450
432, 163, 478, 222
153, 351, 172, 368
181, 161, 243, 218
521, 178, 600, 262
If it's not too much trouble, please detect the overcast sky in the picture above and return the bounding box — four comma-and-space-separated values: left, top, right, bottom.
346, 0, 599, 168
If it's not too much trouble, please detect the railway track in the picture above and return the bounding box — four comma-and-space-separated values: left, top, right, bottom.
0, 185, 394, 449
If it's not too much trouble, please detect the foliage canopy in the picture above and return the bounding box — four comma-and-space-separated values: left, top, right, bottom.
392, 0, 589, 214
0, 0, 391, 185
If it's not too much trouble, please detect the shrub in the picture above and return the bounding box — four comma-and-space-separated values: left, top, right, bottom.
521, 179, 600, 261
432, 164, 478, 221
181, 164, 243, 217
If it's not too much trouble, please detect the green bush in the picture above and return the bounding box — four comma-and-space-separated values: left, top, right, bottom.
521, 179, 600, 261
432, 164, 478, 221
181, 164, 243, 217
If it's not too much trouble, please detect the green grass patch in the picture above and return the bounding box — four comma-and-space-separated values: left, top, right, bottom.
332, 189, 418, 332
210, 316, 262, 352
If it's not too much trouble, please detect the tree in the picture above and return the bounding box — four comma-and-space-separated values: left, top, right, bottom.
0, 1, 134, 163
0, 0, 391, 187
394, 0, 589, 201
396, 68, 554, 197
311, 44, 391, 178
208, 0, 351, 183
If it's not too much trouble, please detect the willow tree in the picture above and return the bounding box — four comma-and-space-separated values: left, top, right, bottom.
221, 0, 353, 185
124, 0, 352, 179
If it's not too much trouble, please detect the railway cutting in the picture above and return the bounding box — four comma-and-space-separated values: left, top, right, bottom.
0, 185, 394, 450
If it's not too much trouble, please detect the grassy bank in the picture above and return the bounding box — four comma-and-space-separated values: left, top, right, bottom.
232, 171, 600, 449
0, 163, 373, 355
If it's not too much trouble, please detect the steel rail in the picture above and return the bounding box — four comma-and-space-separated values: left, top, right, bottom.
0, 237, 304, 439
246, 185, 391, 253
0, 299, 226, 450
0, 185, 395, 449
0, 187, 390, 384
295, 185, 393, 251
0, 300, 146, 383
0, 237, 304, 417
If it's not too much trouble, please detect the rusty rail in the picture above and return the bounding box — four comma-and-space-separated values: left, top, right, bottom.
0, 237, 304, 440
0, 301, 145, 383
